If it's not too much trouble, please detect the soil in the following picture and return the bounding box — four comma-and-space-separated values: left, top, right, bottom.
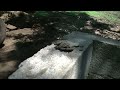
0, 28, 36, 79
0, 12, 57, 79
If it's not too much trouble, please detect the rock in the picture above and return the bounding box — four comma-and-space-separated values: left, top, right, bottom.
63, 31, 120, 46
87, 41, 120, 79
84, 26, 93, 30
6, 28, 33, 37
0, 13, 10, 22
6, 24, 17, 30
8, 33, 93, 79
95, 29, 102, 35
7, 11, 28, 17
0, 11, 29, 22
7, 31, 120, 79
0, 19, 6, 45
86, 21, 92, 26
110, 25, 120, 32
53, 40, 80, 52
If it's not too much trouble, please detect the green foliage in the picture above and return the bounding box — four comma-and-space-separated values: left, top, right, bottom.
81, 11, 120, 25
34, 11, 49, 17
33, 11, 120, 34
34, 11, 120, 24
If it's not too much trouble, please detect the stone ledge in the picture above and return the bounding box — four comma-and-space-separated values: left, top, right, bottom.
8, 33, 93, 79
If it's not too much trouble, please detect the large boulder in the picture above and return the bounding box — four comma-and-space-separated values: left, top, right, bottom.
0, 19, 6, 45
8, 31, 120, 79
8, 34, 93, 79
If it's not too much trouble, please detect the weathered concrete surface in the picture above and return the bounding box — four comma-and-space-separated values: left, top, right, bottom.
87, 41, 120, 79
63, 31, 120, 79
8, 35, 93, 79
0, 19, 6, 45
64, 31, 120, 46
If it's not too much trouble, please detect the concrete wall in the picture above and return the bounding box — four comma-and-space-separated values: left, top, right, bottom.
87, 41, 120, 79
